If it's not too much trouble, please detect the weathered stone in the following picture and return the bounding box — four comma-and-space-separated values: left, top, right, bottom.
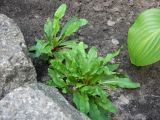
0, 83, 90, 120
0, 14, 36, 97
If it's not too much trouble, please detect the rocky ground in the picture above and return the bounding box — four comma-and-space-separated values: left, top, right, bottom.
0, 0, 160, 120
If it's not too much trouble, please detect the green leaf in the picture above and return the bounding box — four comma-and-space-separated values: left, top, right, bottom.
89, 99, 104, 120
103, 50, 120, 65
102, 77, 140, 88
107, 64, 119, 72
103, 66, 116, 75
88, 47, 98, 60
44, 18, 53, 42
73, 92, 90, 114
128, 8, 160, 66
61, 18, 88, 37
48, 68, 66, 88
80, 86, 108, 99
79, 19, 88, 26
53, 18, 60, 37
54, 4, 67, 20
96, 97, 117, 113
50, 60, 68, 75
60, 40, 78, 49
64, 20, 81, 37
31, 40, 52, 57
60, 17, 78, 36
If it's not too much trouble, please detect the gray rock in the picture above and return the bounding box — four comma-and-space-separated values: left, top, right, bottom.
0, 83, 90, 120
0, 14, 36, 97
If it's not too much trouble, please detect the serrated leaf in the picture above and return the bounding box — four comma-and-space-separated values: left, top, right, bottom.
54, 4, 67, 20
103, 66, 116, 75
31, 40, 52, 57
80, 86, 108, 99
128, 8, 160, 66
89, 99, 104, 120
48, 68, 66, 88
73, 92, 90, 114
50, 60, 68, 75
107, 64, 119, 72
96, 97, 117, 113
88, 47, 98, 60
103, 50, 120, 65
102, 77, 140, 88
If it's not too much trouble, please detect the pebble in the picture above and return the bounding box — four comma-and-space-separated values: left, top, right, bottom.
107, 20, 116, 26
93, 5, 103, 12
111, 38, 119, 45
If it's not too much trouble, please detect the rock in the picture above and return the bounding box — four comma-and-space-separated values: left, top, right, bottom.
0, 83, 90, 120
0, 14, 36, 98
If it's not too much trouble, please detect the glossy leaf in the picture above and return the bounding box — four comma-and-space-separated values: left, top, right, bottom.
128, 8, 160, 66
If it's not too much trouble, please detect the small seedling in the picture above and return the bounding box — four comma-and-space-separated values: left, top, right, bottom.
48, 42, 140, 120
30, 4, 88, 60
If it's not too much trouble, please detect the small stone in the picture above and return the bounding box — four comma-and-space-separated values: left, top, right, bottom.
111, 38, 119, 45
93, 5, 103, 12
107, 20, 116, 26
111, 7, 120, 12
34, 15, 40, 19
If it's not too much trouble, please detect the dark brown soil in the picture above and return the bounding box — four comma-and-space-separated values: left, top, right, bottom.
0, 0, 160, 120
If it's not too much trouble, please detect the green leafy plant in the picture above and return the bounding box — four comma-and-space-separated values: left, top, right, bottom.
30, 4, 88, 60
48, 42, 140, 120
128, 8, 160, 66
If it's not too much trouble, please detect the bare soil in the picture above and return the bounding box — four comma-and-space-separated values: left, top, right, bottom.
0, 0, 160, 120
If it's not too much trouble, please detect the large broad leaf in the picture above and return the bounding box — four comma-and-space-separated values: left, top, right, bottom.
128, 8, 160, 66
102, 77, 140, 89
73, 92, 90, 114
